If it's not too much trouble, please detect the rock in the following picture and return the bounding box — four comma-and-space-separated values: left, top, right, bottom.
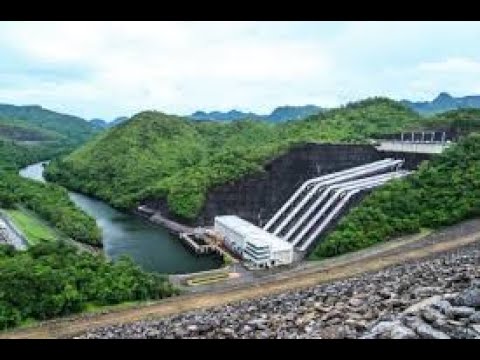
247, 319, 268, 330
446, 306, 475, 319
413, 286, 440, 298
469, 312, 480, 324
321, 309, 342, 322
453, 287, 480, 308
378, 289, 393, 299
367, 321, 402, 336
345, 319, 367, 331
348, 298, 364, 307
314, 304, 333, 313
187, 325, 198, 332
404, 295, 442, 315
414, 322, 451, 339
471, 324, 480, 334
222, 328, 235, 336
145, 329, 161, 338
446, 319, 464, 327
421, 308, 445, 323
390, 324, 417, 339
432, 299, 452, 314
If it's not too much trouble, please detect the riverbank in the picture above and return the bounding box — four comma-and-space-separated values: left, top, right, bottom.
135, 206, 195, 235
20, 162, 222, 274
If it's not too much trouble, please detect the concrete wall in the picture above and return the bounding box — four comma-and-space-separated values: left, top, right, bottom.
375, 141, 452, 154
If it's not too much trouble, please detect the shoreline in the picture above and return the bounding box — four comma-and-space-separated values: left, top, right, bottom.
133, 207, 196, 236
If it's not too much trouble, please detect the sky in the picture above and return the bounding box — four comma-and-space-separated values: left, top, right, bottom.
0, 21, 480, 121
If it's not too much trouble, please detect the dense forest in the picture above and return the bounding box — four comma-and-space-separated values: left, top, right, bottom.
46, 98, 424, 221
311, 133, 480, 258
0, 242, 177, 329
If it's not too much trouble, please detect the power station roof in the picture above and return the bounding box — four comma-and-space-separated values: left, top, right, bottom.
215, 215, 292, 252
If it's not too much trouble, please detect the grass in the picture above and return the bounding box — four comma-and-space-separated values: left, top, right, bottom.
186, 271, 230, 286
4, 208, 59, 245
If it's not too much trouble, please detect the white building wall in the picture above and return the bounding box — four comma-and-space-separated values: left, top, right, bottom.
271, 249, 293, 265
214, 216, 294, 267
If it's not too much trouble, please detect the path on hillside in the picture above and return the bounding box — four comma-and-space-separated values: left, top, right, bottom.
2, 218, 480, 339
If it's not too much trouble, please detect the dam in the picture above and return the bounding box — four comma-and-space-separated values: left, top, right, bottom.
143, 132, 452, 266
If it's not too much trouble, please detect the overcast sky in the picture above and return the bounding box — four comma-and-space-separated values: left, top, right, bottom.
1, 21, 479, 120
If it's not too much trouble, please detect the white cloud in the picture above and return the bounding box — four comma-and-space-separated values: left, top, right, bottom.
418, 58, 480, 73
0, 21, 480, 119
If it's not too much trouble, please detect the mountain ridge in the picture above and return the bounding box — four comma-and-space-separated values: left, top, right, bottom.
189, 105, 323, 122
402, 92, 480, 115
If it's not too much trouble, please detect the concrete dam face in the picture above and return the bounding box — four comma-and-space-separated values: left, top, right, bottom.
145, 143, 432, 227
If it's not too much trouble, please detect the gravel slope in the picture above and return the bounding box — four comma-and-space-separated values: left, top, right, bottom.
77, 242, 480, 339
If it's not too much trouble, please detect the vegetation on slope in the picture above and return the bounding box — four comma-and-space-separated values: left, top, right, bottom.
46, 98, 423, 221
311, 133, 480, 259
0, 242, 178, 330
0, 119, 59, 142
0, 130, 102, 246
0, 172, 101, 246
0, 104, 100, 162
0, 104, 97, 144
413, 108, 480, 138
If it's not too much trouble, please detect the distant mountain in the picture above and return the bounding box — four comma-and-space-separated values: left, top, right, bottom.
402, 92, 480, 115
267, 105, 322, 122
0, 104, 99, 145
189, 105, 323, 123
90, 118, 108, 129
190, 110, 258, 122
89, 116, 129, 129
111, 116, 129, 126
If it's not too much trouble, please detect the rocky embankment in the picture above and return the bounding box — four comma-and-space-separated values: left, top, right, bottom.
78, 243, 480, 339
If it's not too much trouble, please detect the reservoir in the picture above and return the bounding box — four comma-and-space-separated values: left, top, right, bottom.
19, 162, 222, 274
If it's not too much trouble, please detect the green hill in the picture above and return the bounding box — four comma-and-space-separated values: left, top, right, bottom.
0, 104, 98, 144
0, 104, 101, 170
45, 98, 424, 221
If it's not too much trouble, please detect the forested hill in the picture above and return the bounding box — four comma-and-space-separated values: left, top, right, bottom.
45, 97, 426, 222
0, 104, 99, 145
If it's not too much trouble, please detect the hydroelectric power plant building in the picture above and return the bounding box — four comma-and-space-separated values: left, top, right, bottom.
214, 215, 294, 267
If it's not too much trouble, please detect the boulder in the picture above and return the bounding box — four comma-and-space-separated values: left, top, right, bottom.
414, 322, 451, 339
453, 287, 480, 308
446, 306, 475, 319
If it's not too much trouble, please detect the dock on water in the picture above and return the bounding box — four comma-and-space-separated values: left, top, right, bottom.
136, 205, 232, 259
179, 232, 218, 255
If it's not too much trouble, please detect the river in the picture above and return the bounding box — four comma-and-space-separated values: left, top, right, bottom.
19, 162, 222, 274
